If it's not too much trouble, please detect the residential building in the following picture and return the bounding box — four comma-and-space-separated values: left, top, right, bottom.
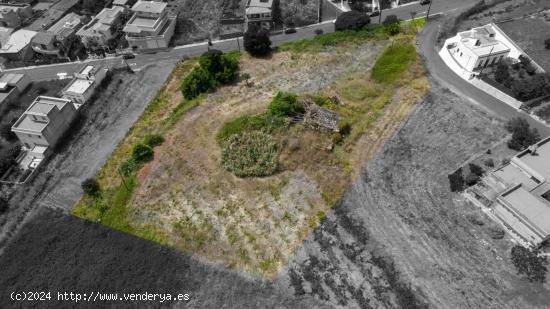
77, 6, 125, 48
0, 29, 36, 61
31, 12, 84, 57
0, 73, 30, 113
123, 1, 176, 51
11, 96, 77, 155
0, 3, 33, 28
488, 137, 550, 246
441, 24, 513, 78
62, 65, 108, 107
245, 0, 273, 31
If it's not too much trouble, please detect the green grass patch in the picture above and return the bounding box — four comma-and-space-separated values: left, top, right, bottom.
371, 44, 417, 84
216, 113, 286, 144
221, 131, 279, 177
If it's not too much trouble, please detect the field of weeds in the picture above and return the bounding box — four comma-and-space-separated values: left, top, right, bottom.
73, 21, 429, 278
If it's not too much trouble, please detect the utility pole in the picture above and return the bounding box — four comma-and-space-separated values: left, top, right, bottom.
236, 36, 241, 52
479, 45, 495, 76
426, 0, 433, 21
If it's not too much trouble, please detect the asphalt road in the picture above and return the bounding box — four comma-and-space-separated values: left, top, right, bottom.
416, 19, 550, 136
6, 0, 479, 81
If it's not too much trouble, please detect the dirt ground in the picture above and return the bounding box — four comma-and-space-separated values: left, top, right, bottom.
108, 33, 427, 278
274, 76, 550, 308
0, 61, 178, 252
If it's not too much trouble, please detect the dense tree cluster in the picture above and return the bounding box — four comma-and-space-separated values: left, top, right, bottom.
505, 118, 540, 151
511, 245, 548, 283
180, 50, 239, 100
81, 178, 101, 197
243, 26, 272, 57
335, 11, 371, 31
0, 144, 21, 176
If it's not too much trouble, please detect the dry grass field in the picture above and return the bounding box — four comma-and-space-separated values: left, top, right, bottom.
73, 22, 429, 278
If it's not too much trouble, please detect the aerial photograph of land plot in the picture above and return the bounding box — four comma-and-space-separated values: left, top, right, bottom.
0, 0, 549, 308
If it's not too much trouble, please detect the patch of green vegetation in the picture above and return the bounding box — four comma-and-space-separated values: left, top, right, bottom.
216, 113, 286, 144
267, 92, 304, 117
258, 255, 277, 272
181, 50, 240, 100
163, 97, 200, 130
371, 44, 417, 84
221, 131, 278, 177
278, 18, 425, 53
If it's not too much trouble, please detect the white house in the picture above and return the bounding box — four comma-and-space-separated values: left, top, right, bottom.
77, 6, 125, 48
123, 1, 176, 51
62, 65, 108, 108
443, 24, 511, 78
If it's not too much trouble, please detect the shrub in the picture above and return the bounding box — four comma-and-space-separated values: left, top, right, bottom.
0, 119, 17, 142
469, 163, 484, 177
131, 143, 154, 163
180, 67, 214, 100
221, 131, 278, 177
268, 92, 304, 117
511, 74, 550, 102
484, 158, 495, 168
0, 144, 21, 176
120, 159, 139, 176
244, 27, 272, 57
511, 245, 548, 283
505, 117, 540, 151
216, 113, 286, 144
180, 51, 239, 100
545, 39, 550, 50
312, 96, 331, 107
465, 173, 480, 186
494, 62, 510, 84
338, 121, 352, 136
335, 11, 371, 32
0, 195, 8, 214
383, 15, 400, 36
81, 178, 100, 197
448, 168, 464, 192
143, 133, 164, 147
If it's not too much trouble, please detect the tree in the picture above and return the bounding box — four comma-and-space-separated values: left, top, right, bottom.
81, 178, 100, 197
335, 11, 371, 32
131, 143, 154, 163
243, 26, 272, 57
383, 15, 400, 35
494, 62, 510, 84
511, 245, 548, 283
505, 117, 540, 151
0, 144, 21, 176
268, 92, 303, 117
0, 195, 8, 214
181, 67, 215, 100
545, 39, 550, 50
0, 119, 17, 142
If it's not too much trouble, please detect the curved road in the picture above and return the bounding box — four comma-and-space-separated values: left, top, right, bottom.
416, 18, 550, 136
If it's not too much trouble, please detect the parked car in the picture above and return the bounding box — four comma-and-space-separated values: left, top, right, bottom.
370, 10, 380, 17
420, 0, 431, 5
284, 28, 297, 34
122, 53, 135, 60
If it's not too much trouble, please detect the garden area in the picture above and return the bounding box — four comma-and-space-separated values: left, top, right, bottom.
72, 19, 429, 278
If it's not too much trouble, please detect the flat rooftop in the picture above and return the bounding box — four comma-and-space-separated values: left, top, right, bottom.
13, 96, 72, 133
500, 185, 550, 236
458, 25, 510, 57
494, 163, 540, 191
247, 0, 274, 8
132, 1, 166, 14
64, 78, 93, 94
514, 137, 550, 182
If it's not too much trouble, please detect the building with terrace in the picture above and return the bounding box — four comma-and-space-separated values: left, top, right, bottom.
77, 6, 125, 49
62, 65, 108, 107
11, 96, 77, 162
0, 29, 36, 61
483, 137, 550, 247
123, 0, 176, 51
245, 0, 273, 31
0, 3, 32, 28
31, 12, 84, 57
